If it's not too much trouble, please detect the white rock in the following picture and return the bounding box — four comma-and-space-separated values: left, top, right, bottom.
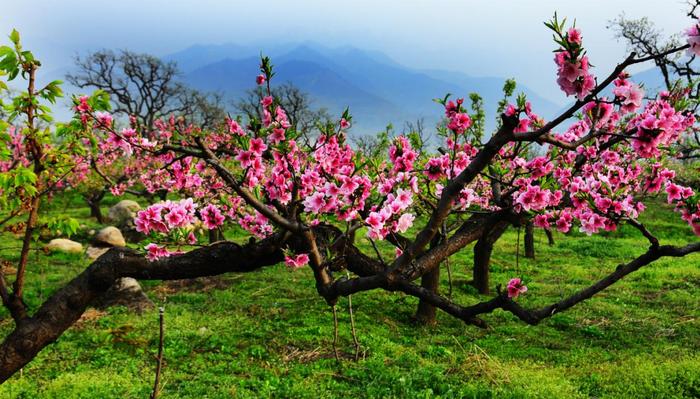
107, 200, 141, 226
94, 226, 126, 247
45, 239, 83, 254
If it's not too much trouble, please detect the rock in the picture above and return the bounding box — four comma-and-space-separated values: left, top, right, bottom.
86, 246, 110, 260
45, 239, 83, 254
107, 200, 140, 227
93, 226, 126, 247
94, 277, 154, 313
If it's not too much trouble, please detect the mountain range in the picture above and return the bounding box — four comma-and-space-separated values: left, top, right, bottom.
165, 42, 565, 135
42, 42, 668, 135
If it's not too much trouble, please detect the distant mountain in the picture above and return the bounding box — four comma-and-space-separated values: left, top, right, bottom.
168, 42, 563, 135
632, 67, 668, 94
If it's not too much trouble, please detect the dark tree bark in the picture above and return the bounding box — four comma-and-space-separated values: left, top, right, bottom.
545, 229, 555, 246
524, 221, 535, 259
0, 238, 285, 383
414, 267, 440, 324
473, 222, 509, 294
414, 235, 443, 325
208, 228, 223, 244
86, 190, 106, 224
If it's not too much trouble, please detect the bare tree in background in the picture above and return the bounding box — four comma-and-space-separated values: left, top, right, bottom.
67, 50, 225, 131
235, 83, 331, 138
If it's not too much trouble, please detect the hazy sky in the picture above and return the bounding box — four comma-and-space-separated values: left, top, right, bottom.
2, 0, 693, 104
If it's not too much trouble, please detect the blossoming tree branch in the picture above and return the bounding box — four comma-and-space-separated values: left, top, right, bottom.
0, 13, 699, 382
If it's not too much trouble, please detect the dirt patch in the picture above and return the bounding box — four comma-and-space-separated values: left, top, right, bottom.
150, 275, 242, 296
74, 308, 108, 328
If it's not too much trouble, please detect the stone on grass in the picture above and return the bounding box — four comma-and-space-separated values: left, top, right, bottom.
93, 226, 126, 247
94, 277, 154, 313
107, 200, 140, 227
45, 239, 83, 254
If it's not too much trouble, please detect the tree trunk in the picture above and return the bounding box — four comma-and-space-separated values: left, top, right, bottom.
473, 238, 493, 295
86, 190, 106, 224
88, 200, 104, 224
0, 238, 287, 383
414, 235, 442, 325
524, 221, 535, 259
472, 222, 509, 295
208, 228, 223, 243
414, 267, 440, 325
545, 228, 555, 246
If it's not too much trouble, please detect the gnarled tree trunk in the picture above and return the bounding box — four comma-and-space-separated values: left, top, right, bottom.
414, 267, 440, 325
545, 228, 555, 246
85, 190, 106, 224
524, 221, 535, 259
473, 222, 509, 294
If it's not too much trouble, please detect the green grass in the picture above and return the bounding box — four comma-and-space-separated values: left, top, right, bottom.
0, 193, 698, 398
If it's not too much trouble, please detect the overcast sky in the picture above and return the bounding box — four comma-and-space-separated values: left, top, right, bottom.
2, 0, 693, 104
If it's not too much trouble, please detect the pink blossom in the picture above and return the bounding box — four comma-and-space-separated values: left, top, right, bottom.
201, 204, 225, 230
687, 25, 700, 56
76, 95, 90, 113
95, 111, 113, 127
507, 278, 528, 299
396, 213, 415, 233
567, 28, 582, 44
145, 243, 171, 261
249, 138, 267, 155
303, 192, 327, 213
666, 183, 683, 203
285, 253, 309, 269
227, 118, 245, 136
447, 113, 472, 134
613, 84, 644, 114
365, 211, 384, 230
256, 74, 266, 85
165, 206, 187, 228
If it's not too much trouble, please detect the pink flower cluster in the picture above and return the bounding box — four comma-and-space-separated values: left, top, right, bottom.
144, 243, 174, 262
555, 52, 595, 100
299, 135, 373, 223
285, 253, 310, 269
629, 99, 695, 158
613, 75, 644, 114
687, 25, 700, 57
554, 28, 595, 100
365, 188, 416, 239
389, 136, 418, 173
200, 204, 225, 230
135, 198, 198, 235
445, 98, 472, 134
514, 185, 562, 212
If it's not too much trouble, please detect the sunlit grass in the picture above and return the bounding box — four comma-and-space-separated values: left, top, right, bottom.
0, 193, 698, 398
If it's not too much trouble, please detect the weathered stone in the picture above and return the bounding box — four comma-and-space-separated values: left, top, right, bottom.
94, 277, 154, 313
107, 200, 140, 226
93, 226, 126, 247
45, 239, 83, 254
86, 246, 110, 260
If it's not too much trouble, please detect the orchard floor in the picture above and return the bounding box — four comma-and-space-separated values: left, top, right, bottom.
0, 194, 699, 398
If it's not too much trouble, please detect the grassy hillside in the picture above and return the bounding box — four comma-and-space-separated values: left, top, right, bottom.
0, 193, 698, 398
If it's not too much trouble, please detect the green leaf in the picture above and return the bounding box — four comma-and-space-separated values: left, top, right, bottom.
9, 29, 20, 46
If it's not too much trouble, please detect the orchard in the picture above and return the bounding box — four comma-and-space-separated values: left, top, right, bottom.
0, 4, 699, 398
